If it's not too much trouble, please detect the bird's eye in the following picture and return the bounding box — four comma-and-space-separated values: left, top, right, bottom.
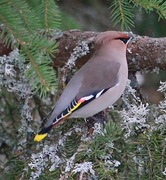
118, 37, 131, 44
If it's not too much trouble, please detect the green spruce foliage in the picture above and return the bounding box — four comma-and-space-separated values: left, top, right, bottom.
0, 0, 60, 97
110, 0, 166, 30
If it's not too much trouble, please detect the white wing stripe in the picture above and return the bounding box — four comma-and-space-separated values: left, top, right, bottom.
82, 94, 94, 101
96, 89, 105, 98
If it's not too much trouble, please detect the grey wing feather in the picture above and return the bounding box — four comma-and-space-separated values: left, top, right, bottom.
44, 57, 120, 128
77, 59, 120, 99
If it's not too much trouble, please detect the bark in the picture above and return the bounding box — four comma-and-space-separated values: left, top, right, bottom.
53, 30, 166, 72
0, 30, 166, 72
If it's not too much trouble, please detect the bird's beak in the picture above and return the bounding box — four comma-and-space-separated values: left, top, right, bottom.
34, 133, 47, 142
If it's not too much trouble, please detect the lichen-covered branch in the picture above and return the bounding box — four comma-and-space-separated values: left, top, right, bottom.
127, 35, 166, 72
0, 29, 166, 72
53, 30, 166, 72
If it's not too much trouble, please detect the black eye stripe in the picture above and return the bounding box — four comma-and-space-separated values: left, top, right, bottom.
118, 37, 130, 44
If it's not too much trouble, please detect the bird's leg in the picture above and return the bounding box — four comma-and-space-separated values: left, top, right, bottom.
129, 72, 147, 104
85, 110, 107, 135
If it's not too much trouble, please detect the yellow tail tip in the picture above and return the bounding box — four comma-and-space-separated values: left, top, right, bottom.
34, 133, 47, 142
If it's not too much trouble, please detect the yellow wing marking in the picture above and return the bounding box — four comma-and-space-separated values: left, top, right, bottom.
70, 101, 82, 112
60, 100, 83, 119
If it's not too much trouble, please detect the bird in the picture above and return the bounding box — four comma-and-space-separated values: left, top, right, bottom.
34, 31, 131, 142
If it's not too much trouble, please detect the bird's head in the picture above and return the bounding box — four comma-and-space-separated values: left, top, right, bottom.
95, 31, 132, 49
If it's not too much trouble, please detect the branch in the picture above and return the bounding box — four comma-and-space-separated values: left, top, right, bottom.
1, 29, 166, 72
53, 30, 166, 72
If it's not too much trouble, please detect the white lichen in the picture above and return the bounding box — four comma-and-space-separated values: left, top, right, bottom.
29, 144, 61, 179
102, 154, 121, 171
72, 161, 95, 176
152, 67, 160, 74
0, 49, 32, 98
155, 114, 166, 130
4, 63, 16, 76
120, 102, 150, 137
0, 49, 34, 149
158, 81, 166, 93
65, 40, 90, 69
122, 79, 140, 106
93, 122, 104, 136
65, 153, 77, 172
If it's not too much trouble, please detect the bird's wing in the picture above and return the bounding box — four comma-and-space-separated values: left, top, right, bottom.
51, 59, 121, 126
35, 57, 121, 142
77, 59, 121, 98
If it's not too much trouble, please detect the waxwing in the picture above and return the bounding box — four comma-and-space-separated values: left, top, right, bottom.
34, 31, 131, 142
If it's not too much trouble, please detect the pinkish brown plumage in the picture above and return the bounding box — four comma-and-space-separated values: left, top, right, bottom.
34, 31, 131, 142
